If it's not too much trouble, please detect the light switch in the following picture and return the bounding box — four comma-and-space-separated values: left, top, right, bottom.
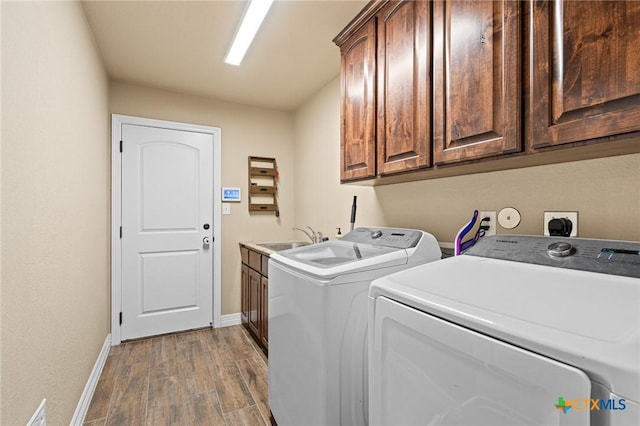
222, 203, 231, 215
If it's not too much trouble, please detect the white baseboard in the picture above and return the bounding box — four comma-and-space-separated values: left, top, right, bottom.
70, 334, 111, 426
219, 313, 242, 328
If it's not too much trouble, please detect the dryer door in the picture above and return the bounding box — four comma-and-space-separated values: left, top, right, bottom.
370, 297, 591, 426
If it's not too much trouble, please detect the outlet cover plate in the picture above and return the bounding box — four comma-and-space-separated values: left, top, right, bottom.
544, 211, 578, 237
479, 211, 497, 236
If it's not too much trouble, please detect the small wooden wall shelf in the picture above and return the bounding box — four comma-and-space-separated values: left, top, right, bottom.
248, 156, 279, 214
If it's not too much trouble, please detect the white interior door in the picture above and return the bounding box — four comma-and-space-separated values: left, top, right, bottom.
121, 123, 213, 340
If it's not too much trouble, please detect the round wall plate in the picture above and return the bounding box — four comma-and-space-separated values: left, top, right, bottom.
498, 207, 521, 229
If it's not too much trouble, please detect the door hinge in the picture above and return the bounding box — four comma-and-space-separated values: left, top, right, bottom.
119, 226, 122, 239
119, 140, 123, 153
119, 312, 123, 325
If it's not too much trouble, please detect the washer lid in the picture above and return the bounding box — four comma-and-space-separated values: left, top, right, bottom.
270, 240, 408, 279
369, 255, 640, 402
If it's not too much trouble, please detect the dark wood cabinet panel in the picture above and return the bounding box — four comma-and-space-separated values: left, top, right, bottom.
241, 264, 249, 325
260, 276, 268, 350
240, 244, 270, 355
248, 268, 261, 340
376, 0, 431, 174
433, 0, 521, 164
240, 247, 249, 265
248, 249, 261, 272
261, 255, 269, 277
339, 19, 377, 181
334, 0, 639, 185
528, 0, 640, 148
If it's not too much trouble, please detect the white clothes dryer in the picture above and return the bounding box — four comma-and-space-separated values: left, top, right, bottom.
269, 227, 442, 426
369, 235, 640, 426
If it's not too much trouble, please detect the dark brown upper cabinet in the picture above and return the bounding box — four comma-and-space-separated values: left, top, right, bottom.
527, 1, 640, 149
376, 1, 431, 175
334, 1, 639, 185
433, 0, 521, 165
338, 19, 377, 182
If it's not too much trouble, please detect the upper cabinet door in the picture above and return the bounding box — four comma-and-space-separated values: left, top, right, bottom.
376, 1, 431, 175
433, 0, 521, 165
528, 1, 640, 148
339, 20, 377, 182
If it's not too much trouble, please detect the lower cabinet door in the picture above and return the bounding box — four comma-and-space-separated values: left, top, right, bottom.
260, 276, 269, 349
248, 268, 261, 339
241, 264, 249, 324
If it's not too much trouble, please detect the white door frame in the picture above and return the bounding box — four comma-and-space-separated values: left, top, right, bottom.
111, 114, 222, 345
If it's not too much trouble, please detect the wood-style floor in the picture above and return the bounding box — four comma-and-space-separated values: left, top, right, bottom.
83, 325, 269, 426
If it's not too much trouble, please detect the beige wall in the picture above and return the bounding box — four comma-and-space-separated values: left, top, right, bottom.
294, 77, 640, 243
109, 82, 296, 315
0, 0, 3, 422
375, 154, 640, 242
293, 78, 387, 236
1, 2, 110, 425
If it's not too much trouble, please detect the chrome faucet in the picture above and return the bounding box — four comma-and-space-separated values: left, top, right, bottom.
293, 227, 315, 243
308, 226, 323, 243
293, 226, 322, 243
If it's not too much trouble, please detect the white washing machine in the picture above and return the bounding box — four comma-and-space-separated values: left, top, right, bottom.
369, 235, 640, 426
269, 227, 442, 426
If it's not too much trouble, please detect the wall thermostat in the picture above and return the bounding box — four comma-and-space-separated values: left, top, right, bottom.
222, 187, 241, 202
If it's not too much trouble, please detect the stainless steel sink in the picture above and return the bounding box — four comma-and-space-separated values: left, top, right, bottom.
257, 241, 311, 251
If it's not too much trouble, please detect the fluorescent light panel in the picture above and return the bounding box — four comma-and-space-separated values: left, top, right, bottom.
225, 0, 275, 66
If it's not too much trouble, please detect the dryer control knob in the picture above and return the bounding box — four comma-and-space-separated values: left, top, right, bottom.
371, 230, 383, 239
547, 242, 573, 258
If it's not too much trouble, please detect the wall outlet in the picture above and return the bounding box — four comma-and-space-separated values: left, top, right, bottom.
27, 399, 46, 426
479, 211, 497, 236
544, 211, 578, 237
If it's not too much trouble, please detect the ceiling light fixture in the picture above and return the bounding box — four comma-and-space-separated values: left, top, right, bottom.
224, 0, 275, 66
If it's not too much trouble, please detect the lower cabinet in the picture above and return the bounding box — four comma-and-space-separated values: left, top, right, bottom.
240, 244, 269, 355
260, 276, 269, 350
241, 264, 249, 324
248, 268, 261, 341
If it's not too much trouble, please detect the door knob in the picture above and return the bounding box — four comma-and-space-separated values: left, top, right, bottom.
203, 236, 211, 247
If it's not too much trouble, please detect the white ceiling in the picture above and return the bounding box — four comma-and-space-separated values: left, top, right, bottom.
81, 0, 367, 111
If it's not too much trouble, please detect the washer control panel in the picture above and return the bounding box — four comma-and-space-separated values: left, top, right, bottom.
466, 235, 640, 278
341, 227, 423, 249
